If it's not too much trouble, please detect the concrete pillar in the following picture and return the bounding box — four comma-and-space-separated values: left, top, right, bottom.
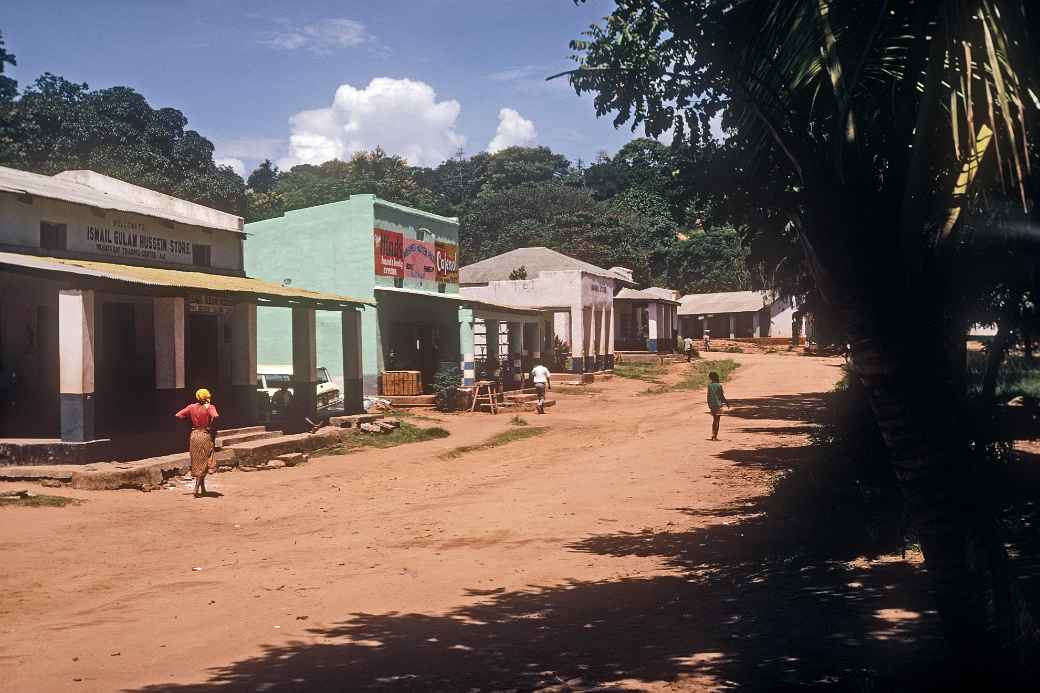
459, 307, 475, 386
647, 303, 659, 353
606, 306, 615, 369
508, 322, 523, 386
598, 306, 608, 370
228, 302, 257, 423
729, 314, 736, 339
532, 319, 544, 360
634, 304, 643, 346
752, 312, 761, 338
341, 308, 364, 413
154, 297, 185, 390
569, 304, 584, 373
59, 289, 96, 442
291, 306, 318, 421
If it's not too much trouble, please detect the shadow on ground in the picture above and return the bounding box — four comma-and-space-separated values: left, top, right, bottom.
133, 391, 954, 692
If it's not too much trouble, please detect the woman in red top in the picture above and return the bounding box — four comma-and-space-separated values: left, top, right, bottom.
176, 388, 219, 498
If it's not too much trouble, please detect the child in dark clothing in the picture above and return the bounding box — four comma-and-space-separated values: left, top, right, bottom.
706, 371, 728, 440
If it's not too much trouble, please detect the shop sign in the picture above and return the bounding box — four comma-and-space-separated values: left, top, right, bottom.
188, 293, 232, 314
78, 218, 193, 263
403, 240, 436, 281
435, 242, 458, 283
374, 228, 404, 277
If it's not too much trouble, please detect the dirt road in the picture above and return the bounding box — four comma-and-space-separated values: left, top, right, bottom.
0, 353, 940, 691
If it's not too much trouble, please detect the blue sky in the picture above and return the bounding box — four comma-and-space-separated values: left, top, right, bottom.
1, 0, 648, 177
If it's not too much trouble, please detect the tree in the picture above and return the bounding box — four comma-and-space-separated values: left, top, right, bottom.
1, 74, 246, 214
478, 146, 572, 193
508, 266, 528, 280
247, 159, 279, 193
657, 228, 751, 294
0, 31, 17, 162
567, 0, 1039, 674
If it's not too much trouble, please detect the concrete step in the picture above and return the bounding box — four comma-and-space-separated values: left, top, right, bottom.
215, 430, 283, 448
217, 425, 267, 438
504, 393, 538, 402
386, 395, 436, 407
222, 429, 348, 468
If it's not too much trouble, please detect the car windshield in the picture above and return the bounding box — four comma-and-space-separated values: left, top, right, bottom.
264, 373, 292, 388
318, 367, 330, 384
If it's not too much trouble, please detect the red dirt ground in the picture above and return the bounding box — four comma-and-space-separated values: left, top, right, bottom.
0, 352, 942, 691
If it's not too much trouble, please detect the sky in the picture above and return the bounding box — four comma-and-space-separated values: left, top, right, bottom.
0, 0, 652, 178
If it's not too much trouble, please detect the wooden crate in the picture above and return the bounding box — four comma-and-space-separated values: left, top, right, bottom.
380, 370, 423, 396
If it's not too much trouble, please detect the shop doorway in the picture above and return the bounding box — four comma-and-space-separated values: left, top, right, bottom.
187, 314, 220, 394
387, 323, 441, 392
96, 302, 149, 436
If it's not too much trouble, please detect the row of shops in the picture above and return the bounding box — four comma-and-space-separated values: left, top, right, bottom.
0, 164, 808, 461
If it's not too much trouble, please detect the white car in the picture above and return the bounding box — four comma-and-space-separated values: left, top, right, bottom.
257, 365, 342, 413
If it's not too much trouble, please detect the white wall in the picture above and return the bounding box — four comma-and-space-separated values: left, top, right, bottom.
0, 192, 243, 272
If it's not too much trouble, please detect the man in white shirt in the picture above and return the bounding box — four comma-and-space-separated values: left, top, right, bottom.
530, 363, 551, 414
683, 335, 695, 362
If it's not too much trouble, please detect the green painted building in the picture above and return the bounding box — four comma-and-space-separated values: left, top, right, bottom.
245, 195, 546, 396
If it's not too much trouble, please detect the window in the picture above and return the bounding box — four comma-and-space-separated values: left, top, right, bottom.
393, 276, 404, 288
40, 222, 67, 251
192, 244, 211, 267
318, 367, 331, 384
264, 373, 292, 388
417, 228, 431, 242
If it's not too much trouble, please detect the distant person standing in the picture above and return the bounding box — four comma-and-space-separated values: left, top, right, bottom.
176, 388, 220, 498
530, 362, 552, 414
706, 372, 728, 441
703, 328, 711, 352
683, 335, 695, 362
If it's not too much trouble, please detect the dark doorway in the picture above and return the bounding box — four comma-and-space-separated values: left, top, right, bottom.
96, 302, 141, 436
187, 314, 220, 394
387, 323, 440, 392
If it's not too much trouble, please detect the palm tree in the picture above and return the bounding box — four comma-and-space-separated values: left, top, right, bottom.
564, 0, 1038, 674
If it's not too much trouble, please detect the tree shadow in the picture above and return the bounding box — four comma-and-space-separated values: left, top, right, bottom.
725, 392, 833, 423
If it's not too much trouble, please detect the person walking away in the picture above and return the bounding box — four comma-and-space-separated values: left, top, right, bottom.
683, 335, 695, 362
706, 371, 728, 441
176, 388, 220, 497
530, 362, 551, 414
703, 328, 711, 353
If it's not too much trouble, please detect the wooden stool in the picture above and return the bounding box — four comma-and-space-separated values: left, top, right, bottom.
470, 380, 499, 414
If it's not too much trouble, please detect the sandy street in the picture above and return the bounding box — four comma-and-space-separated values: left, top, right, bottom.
0, 353, 940, 691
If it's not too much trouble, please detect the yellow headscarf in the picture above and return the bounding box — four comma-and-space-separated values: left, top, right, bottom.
195, 388, 212, 403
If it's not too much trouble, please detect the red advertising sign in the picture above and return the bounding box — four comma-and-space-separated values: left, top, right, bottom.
403, 240, 436, 281
435, 242, 459, 283
374, 228, 404, 277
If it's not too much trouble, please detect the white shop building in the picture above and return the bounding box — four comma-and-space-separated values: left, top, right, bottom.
459, 247, 633, 373
0, 166, 369, 463
677, 290, 804, 341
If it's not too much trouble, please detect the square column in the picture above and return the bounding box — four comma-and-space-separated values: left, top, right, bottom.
291, 306, 318, 422
553, 311, 571, 351
59, 289, 96, 442
532, 319, 544, 360
752, 312, 761, 338
729, 314, 736, 339
341, 308, 364, 413
229, 302, 258, 424
569, 304, 585, 373
647, 303, 659, 352
459, 307, 475, 386
606, 306, 615, 370
154, 297, 185, 390
508, 322, 523, 386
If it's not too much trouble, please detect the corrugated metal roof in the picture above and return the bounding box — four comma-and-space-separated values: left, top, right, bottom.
0, 252, 373, 306
679, 291, 771, 315
615, 287, 680, 303
0, 166, 243, 234
459, 247, 632, 284
375, 285, 545, 316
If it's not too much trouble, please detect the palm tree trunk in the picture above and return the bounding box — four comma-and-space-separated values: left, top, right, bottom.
851, 332, 1037, 679
982, 320, 1012, 402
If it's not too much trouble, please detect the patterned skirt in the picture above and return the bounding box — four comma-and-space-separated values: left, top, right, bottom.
189, 429, 215, 479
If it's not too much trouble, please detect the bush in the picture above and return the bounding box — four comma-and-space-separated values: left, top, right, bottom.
432, 362, 463, 412
723, 345, 744, 353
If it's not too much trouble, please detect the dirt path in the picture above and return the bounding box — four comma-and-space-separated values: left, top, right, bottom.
0, 353, 939, 691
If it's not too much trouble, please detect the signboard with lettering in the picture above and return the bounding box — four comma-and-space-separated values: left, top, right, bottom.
188, 293, 233, 314
374, 228, 404, 278
78, 218, 194, 264
435, 242, 459, 283
403, 240, 436, 281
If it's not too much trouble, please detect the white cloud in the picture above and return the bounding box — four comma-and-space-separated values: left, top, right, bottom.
212, 137, 285, 162
487, 108, 537, 153
214, 157, 246, 176
280, 78, 465, 168
261, 18, 369, 53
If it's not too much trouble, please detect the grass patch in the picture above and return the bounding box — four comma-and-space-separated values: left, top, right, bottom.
640, 359, 739, 395
392, 409, 442, 423
967, 351, 1040, 400
613, 362, 668, 383
0, 493, 82, 508
312, 422, 451, 457
722, 345, 744, 353
510, 415, 529, 426
439, 426, 548, 460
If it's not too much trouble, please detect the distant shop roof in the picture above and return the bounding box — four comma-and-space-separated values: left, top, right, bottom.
0, 252, 373, 309
679, 291, 772, 315
459, 247, 634, 285
374, 285, 545, 317
0, 166, 244, 234
615, 287, 680, 304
